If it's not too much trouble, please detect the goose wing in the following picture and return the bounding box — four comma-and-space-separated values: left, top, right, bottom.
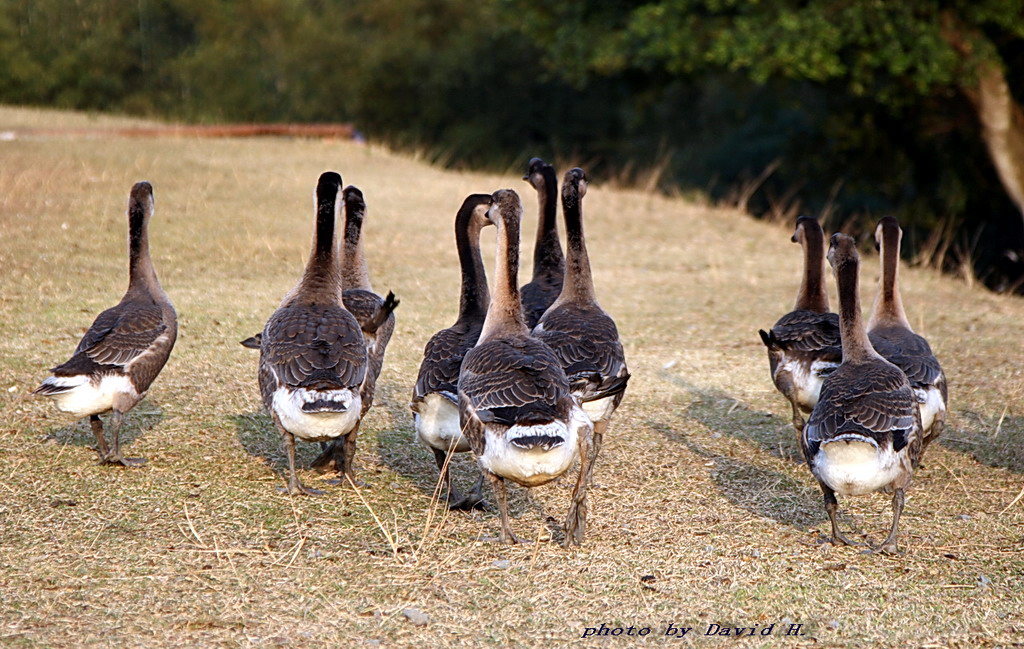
459, 337, 568, 427
868, 326, 945, 392
803, 361, 919, 456
261, 304, 367, 390
521, 277, 562, 330
413, 322, 481, 403
534, 304, 627, 393
762, 309, 841, 353
52, 301, 169, 374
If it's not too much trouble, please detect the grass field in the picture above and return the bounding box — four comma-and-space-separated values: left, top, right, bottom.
1, 105, 1022, 649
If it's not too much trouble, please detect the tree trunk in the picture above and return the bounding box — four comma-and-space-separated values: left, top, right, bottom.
965, 61, 1024, 225
942, 14, 1024, 232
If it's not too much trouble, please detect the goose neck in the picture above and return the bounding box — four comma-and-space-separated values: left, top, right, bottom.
127, 206, 161, 296
479, 211, 526, 340
836, 256, 876, 362
456, 213, 489, 321
559, 188, 596, 303
300, 195, 344, 301
796, 227, 829, 312
532, 168, 563, 276
342, 213, 372, 292
868, 230, 911, 330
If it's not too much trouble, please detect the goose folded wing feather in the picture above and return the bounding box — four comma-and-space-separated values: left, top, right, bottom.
70, 303, 166, 366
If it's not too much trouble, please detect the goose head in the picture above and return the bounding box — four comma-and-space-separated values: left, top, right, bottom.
128, 181, 155, 220
487, 189, 523, 230
523, 157, 554, 190
791, 215, 820, 244
459, 193, 494, 229
873, 215, 901, 254
827, 233, 859, 274
342, 185, 365, 225
562, 168, 587, 204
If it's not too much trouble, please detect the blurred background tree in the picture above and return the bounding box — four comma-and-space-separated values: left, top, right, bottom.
0, 0, 1021, 291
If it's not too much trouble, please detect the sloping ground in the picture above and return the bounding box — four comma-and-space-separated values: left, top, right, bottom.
0, 105, 1021, 649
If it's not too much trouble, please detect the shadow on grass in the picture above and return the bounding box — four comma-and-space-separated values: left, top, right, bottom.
651, 370, 827, 530
46, 405, 164, 460
371, 387, 551, 534
231, 410, 323, 475
658, 369, 803, 463
941, 411, 1024, 474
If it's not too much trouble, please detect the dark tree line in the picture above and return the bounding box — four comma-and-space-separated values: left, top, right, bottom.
2, 0, 1022, 291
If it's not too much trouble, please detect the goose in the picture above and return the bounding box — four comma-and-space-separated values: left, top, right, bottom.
867, 216, 947, 454
307, 185, 399, 480
257, 172, 368, 495
532, 168, 629, 458
803, 233, 922, 554
34, 181, 177, 466
520, 158, 564, 328
411, 193, 494, 509
458, 189, 594, 546
759, 216, 842, 445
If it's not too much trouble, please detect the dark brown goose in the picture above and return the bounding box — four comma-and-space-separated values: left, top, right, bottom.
532, 168, 629, 458
867, 216, 947, 454
257, 172, 368, 495
759, 216, 842, 445
308, 185, 399, 480
458, 189, 594, 546
34, 181, 177, 466
520, 158, 564, 328
803, 233, 922, 554
411, 193, 494, 509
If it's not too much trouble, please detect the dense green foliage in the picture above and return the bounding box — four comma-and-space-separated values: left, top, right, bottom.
1, 0, 1022, 287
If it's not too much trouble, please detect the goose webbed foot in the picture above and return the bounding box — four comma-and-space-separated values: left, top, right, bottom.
278, 479, 324, 497
310, 440, 342, 474
278, 427, 323, 495
448, 472, 487, 511
562, 500, 587, 548
829, 530, 863, 548
868, 488, 905, 556
822, 484, 863, 547
99, 453, 147, 467
485, 470, 519, 544
328, 474, 367, 489
447, 490, 486, 511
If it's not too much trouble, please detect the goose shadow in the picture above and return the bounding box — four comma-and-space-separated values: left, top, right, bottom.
649, 372, 828, 530
45, 407, 164, 460
231, 410, 323, 475
372, 386, 552, 530
941, 411, 1024, 474
657, 369, 804, 463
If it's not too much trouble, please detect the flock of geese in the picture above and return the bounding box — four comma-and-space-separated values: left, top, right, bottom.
760, 217, 947, 553
32, 159, 946, 552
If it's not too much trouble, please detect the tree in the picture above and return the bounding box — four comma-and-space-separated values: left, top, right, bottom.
513, 0, 1024, 231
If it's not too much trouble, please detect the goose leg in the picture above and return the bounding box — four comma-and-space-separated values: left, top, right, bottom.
592, 418, 608, 465
310, 439, 342, 474
563, 427, 595, 547
432, 447, 462, 503
485, 470, 518, 544
339, 422, 366, 488
921, 411, 944, 457
90, 414, 110, 459
458, 472, 487, 511
278, 425, 323, 496
821, 484, 861, 547
875, 488, 904, 555
790, 401, 807, 460
101, 410, 146, 467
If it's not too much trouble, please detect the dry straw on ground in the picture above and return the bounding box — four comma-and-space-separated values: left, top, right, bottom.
0, 106, 1021, 648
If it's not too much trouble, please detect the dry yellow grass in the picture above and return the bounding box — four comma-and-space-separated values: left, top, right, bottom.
0, 105, 1021, 649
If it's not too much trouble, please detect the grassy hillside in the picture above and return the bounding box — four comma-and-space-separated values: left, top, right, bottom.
0, 105, 1021, 649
